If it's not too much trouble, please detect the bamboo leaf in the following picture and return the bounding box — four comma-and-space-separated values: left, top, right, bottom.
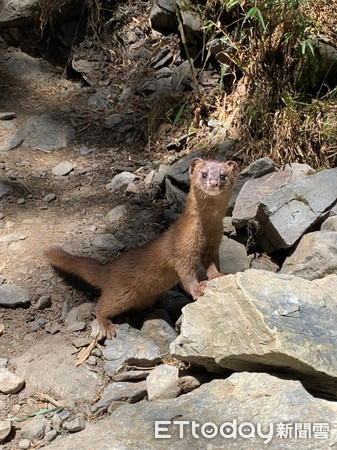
9, 407, 64, 422
172, 103, 186, 129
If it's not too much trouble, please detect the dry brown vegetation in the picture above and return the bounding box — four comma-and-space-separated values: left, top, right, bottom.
202, 0, 337, 168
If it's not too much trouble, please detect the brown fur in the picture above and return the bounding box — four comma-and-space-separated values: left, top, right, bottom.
44, 159, 238, 339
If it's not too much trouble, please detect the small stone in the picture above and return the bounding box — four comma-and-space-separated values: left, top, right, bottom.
43, 193, 56, 202
0, 368, 25, 394
52, 161, 74, 176
91, 381, 147, 413
66, 321, 86, 333
20, 415, 50, 440
147, 364, 180, 401
31, 321, 42, 331
219, 236, 250, 274
0, 284, 30, 307
106, 172, 137, 191
45, 322, 61, 334
144, 169, 156, 188
103, 114, 122, 129
34, 295, 51, 310
0, 420, 11, 444
321, 215, 337, 232
0, 233, 27, 243
18, 439, 31, 449
113, 370, 150, 382
86, 356, 97, 365
106, 204, 128, 222
72, 337, 91, 348
62, 417, 86, 433
80, 147, 95, 155
44, 429, 57, 442
126, 182, 140, 193
92, 234, 125, 251
52, 414, 63, 433
0, 112, 16, 120
17, 198, 25, 205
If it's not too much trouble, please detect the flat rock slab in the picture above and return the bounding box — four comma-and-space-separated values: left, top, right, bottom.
23, 115, 75, 151
256, 167, 337, 252
91, 381, 147, 413
0, 284, 30, 307
14, 334, 103, 401
228, 157, 278, 213
281, 231, 337, 280
103, 323, 161, 375
232, 163, 312, 229
171, 270, 337, 397
45, 372, 337, 449
0, 121, 24, 152
0, 181, 13, 198
3, 51, 49, 78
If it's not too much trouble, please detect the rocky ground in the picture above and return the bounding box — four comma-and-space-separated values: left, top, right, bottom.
1, 3, 337, 449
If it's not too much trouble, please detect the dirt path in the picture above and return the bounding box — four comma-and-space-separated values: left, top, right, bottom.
0, 37, 166, 364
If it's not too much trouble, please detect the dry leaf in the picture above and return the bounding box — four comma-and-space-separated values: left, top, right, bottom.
76, 333, 99, 367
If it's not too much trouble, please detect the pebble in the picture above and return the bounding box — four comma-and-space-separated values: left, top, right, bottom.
72, 337, 91, 348
80, 146, 96, 155
62, 416, 86, 433
43, 193, 56, 202
66, 321, 86, 333
0, 420, 11, 444
52, 161, 75, 176
92, 234, 125, 251
106, 204, 128, 222
33, 295, 52, 310
0, 112, 16, 120
18, 439, 31, 449
106, 171, 137, 191
17, 198, 25, 205
20, 416, 50, 440
44, 429, 58, 442
52, 414, 63, 433
0, 368, 25, 394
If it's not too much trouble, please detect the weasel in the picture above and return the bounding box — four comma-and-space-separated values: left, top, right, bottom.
45, 158, 238, 339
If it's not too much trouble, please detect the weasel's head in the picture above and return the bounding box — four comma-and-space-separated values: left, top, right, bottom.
189, 158, 239, 196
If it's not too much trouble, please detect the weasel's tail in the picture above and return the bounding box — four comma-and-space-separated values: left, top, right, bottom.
44, 246, 108, 289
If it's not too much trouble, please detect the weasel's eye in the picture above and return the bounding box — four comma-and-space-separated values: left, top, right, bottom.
220, 174, 227, 180
202, 172, 207, 178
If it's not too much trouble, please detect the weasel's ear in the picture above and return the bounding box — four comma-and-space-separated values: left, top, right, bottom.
189, 158, 204, 175
225, 160, 239, 175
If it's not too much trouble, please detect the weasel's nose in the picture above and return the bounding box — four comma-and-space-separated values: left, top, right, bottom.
209, 179, 218, 187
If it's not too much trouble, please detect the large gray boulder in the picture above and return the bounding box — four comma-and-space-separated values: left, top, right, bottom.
0, 0, 82, 27
232, 163, 312, 229
228, 157, 278, 213
256, 167, 337, 252
45, 372, 337, 449
281, 231, 337, 280
171, 270, 337, 397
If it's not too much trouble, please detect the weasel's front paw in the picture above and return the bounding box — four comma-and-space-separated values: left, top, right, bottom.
191, 280, 208, 300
